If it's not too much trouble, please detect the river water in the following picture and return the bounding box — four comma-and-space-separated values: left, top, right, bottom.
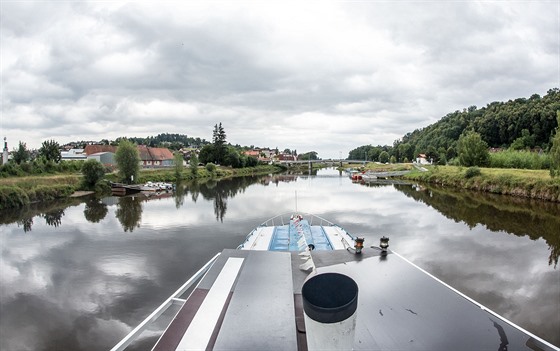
1, 168, 559, 350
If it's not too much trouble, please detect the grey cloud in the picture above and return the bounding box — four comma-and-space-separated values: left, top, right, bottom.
1, 2, 557, 157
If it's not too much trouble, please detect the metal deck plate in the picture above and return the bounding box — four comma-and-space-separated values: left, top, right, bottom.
213, 250, 297, 350
313, 251, 555, 351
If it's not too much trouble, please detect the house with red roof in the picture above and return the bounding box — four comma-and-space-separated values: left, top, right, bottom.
84, 144, 174, 167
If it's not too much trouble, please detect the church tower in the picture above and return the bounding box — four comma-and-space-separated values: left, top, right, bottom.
2, 137, 8, 165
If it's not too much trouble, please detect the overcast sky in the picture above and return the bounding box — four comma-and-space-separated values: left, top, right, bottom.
1, 1, 558, 158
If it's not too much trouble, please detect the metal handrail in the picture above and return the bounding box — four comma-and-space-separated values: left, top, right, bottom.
259, 212, 336, 228
110, 252, 221, 351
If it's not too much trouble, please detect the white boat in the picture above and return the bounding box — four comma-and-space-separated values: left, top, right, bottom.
142, 181, 174, 192
111, 213, 559, 351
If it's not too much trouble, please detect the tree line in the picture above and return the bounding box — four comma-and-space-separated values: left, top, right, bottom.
348, 88, 560, 167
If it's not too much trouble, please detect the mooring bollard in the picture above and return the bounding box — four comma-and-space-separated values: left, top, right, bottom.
302, 272, 358, 350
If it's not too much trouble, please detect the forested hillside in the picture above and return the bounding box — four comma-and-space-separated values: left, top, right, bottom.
126, 133, 209, 150
349, 88, 560, 162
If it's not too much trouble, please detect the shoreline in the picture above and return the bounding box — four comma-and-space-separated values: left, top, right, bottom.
0, 164, 284, 210
3, 164, 560, 209
403, 165, 560, 203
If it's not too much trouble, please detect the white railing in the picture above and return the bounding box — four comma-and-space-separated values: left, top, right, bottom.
110, 252, 221, 351
259, 212, 335, 228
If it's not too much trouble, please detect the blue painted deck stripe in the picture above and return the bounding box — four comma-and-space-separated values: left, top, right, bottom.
310, 226, 333, 250
268, 220, 333, 251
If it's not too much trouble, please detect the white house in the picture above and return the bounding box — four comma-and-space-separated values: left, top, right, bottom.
416, 154, 431, 165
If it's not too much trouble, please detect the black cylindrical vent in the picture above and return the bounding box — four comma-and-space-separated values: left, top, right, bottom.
302, 273, 358, 324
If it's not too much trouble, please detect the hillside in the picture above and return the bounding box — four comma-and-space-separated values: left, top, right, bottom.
349, 88, 560, 161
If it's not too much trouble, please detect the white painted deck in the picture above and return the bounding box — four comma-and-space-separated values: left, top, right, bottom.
322, 226, 352, 250
175, 257, 244, 350
242, 226, 275, 250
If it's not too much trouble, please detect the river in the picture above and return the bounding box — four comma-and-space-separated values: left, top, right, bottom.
1, 168, 559, 350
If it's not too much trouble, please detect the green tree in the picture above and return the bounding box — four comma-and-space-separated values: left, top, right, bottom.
245, 156, 258, 167
389, 155, 396, 164
298, 151, 319, 160
189, 152, 199, 176
550, 112, 560, 177
12, 141, 30, 164
212, 123, 227, 164
446, 146, 456, 160
457, 131, 490, 167
223, 147, 241, 168
39, 140, 61, 163
115, 139, 140, 184
81, 159, 105, 187
174, 152, 184, 180
426, 146, 438, 163
198, 144, 215, 164
379, 151, 389, 163
510, 129, 535, 150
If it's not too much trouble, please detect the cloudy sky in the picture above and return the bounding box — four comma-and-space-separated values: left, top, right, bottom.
1, 1, 558, 158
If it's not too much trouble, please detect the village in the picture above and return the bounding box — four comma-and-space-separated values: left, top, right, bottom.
1, 138, 301, 168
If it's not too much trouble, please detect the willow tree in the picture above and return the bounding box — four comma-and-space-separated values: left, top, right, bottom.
115, 139, 140, 184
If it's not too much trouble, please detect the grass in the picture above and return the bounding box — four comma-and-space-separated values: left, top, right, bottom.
0, 174, 82, 189
404, 165, 560, 202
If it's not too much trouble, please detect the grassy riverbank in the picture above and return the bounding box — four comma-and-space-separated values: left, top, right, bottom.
0, 175, 81, 210
404, 165, 560, 202
0, 164, 284, 210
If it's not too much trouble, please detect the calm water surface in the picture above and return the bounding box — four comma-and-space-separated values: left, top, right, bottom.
1, 169, 559, 350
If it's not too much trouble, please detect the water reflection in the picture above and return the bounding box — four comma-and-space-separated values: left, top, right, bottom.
16, 217, 33, 232
115, 196, 143, 232
43, 209, 64, 228
1, 172, 559, 351
173, 180, 185, 209
176, 176, 273, 221
83, 197, 108, 223
0, 198, 82, 232
393, 183, 560, 268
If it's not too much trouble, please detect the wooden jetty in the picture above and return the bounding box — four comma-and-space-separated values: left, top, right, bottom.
110, 182, 143, 196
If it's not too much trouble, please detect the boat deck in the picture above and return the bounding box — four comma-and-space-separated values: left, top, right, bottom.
240, 219, 352, 251
152, 248, 556, 351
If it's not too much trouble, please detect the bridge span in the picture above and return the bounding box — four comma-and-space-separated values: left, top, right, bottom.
274, 159, 372, 166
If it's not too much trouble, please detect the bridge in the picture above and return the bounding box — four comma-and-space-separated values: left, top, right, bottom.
274, 159, 373, 166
